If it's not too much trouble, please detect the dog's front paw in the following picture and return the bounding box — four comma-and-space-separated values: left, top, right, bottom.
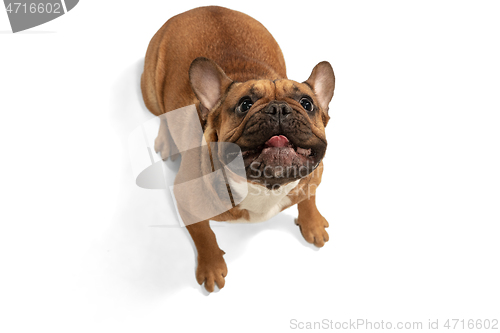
295, 214, 329, 248
196, 252, 227, 292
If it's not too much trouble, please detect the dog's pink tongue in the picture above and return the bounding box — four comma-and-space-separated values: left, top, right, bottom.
265, 135, 289, 147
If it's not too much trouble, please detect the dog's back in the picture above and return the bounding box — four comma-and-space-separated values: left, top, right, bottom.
141, 6, 286, 116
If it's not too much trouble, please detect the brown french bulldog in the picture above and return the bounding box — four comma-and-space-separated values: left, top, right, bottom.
141, 6, 335, 292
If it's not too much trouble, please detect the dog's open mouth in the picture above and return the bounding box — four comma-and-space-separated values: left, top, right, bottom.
241, 135, 315, 166
240, 135, 323, 186
219, 134, 325, 187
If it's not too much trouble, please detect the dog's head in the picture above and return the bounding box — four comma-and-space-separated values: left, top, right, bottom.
189, 57, 335, 189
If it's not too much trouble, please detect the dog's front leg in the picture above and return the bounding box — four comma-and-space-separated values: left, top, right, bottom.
296, 196, 330, 248
186, 220, 227, 292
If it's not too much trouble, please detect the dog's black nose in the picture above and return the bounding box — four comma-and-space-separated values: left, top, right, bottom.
265, 102, 292, 118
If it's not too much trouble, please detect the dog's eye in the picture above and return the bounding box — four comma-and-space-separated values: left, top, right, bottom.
238, 97, 253, 113
300, 97, 313, 112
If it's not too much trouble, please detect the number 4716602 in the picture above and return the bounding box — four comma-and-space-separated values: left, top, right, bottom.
444, 319, 499, 330
5, 2, 62, 14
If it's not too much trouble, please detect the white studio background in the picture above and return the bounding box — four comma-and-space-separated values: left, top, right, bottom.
1, 1, 499, 332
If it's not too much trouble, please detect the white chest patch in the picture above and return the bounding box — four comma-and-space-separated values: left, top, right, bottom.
229, 180, 300, 223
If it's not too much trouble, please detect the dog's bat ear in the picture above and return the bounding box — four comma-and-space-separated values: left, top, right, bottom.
304, 61, 335, 113
189, 57, 233, 119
